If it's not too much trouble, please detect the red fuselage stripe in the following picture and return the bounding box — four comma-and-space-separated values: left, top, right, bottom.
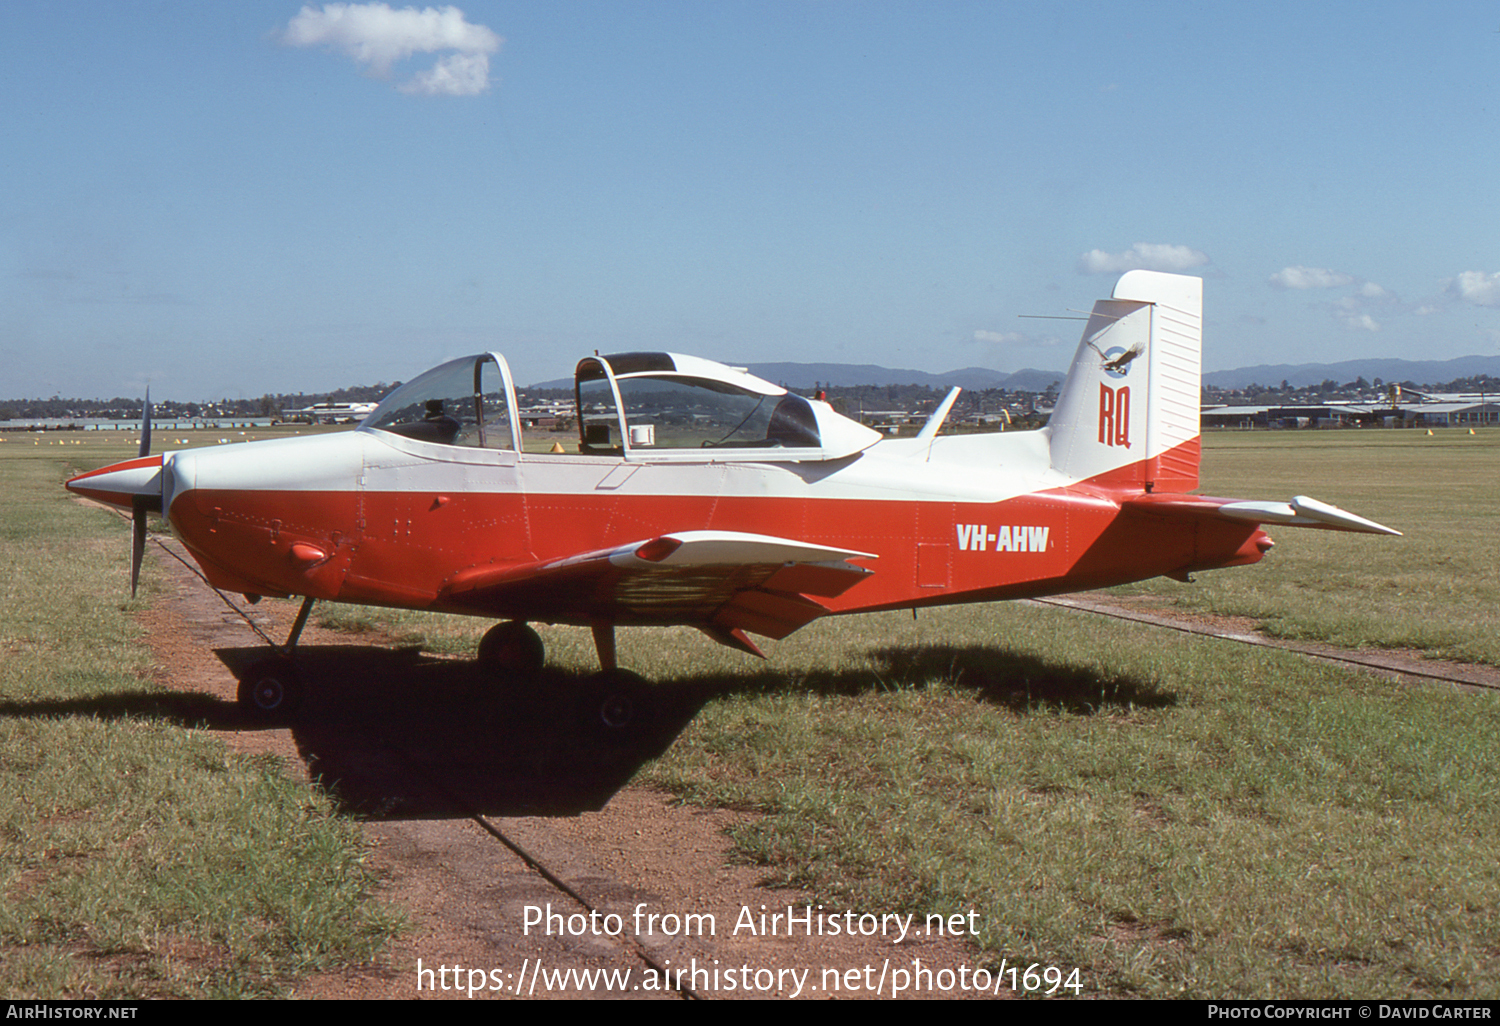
167, 478, 1261, 623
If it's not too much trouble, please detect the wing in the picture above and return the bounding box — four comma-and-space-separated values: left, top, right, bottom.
1122, 493, 1401, 535
438, 530, 876, 654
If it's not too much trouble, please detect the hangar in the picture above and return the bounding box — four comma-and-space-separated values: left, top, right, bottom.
1202, 397, 1500, 429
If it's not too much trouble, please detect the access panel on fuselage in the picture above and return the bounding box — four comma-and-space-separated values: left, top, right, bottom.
350, 446, 531, 604
171, 471, 361, 601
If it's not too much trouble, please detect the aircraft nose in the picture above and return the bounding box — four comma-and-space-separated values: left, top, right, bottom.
65, 454, 164, 512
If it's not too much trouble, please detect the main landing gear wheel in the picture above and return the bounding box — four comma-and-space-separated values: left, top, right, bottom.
580, 668, 651, 734
238, 657, 302, 722
478, 620, 546, 677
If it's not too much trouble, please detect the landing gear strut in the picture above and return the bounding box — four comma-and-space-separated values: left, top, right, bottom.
236, 595, 314, 722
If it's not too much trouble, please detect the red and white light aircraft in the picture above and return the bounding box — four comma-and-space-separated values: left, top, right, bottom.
67, 271, 1398, 722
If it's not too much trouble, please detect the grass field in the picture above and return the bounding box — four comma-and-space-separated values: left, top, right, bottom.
6, 425, 1500, 999
0, 435, 401, 998
1115, 427, 1500, 664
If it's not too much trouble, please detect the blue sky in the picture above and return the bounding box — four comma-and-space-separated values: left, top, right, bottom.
4, 1, 1498, 400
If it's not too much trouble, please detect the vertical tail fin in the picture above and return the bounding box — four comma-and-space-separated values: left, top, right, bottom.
1046, 270, 1202, 493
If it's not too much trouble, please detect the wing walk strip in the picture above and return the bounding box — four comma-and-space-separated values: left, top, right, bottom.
1028, 596, 1500, 693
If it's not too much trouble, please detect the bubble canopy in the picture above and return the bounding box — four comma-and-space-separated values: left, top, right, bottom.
574, 353, 883, 460
364, 351, 882, 461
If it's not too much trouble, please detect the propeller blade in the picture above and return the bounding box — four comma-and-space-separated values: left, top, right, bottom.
132, 388, 151, 596
138, 388, 152, 458
65, 386, 162, 597
131, 498, 147, 598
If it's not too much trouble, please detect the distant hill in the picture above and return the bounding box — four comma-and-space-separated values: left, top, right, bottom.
530, 355, 1500, 394
743, 362, 1012, 390
1202, 355, 1500, 390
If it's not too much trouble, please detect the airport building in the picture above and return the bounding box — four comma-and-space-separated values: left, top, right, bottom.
1202, 394, 1500, 429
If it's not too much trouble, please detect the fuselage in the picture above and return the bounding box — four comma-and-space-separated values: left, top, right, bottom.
136, 424, 1263, 626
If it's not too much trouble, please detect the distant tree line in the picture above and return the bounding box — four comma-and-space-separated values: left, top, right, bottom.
9, 370, 1498, 423
0, 382, 403, 422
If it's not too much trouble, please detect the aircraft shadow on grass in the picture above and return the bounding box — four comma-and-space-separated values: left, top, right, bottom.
710, 644, 1179, 715
0, 642, 1173, 819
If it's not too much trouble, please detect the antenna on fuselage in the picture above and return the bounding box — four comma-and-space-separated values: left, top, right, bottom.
916, 386, 962, 461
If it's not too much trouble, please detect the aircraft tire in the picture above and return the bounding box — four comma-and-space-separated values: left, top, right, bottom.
238, 658, 302, 722
581, 669, 651, 734
478, 620, 546, 677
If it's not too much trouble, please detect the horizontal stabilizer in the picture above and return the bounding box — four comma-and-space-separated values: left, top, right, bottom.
1124, 493, 1401, 536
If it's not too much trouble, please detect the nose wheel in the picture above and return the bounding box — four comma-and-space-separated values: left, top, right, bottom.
237, 657, 302, 722
235, 596, 314, 722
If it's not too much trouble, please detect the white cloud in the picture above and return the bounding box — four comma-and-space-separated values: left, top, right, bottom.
1447, 270, 1500, 308
1270, 267, 1395, 331
973, 330, 1024, 345
1077, 243, 1209, 274
1330, 286, 1395, 331
283, 3, 501, 96
398, 51, 490, 96
1268, 265, 1355, 290
978, 329, 1060, 348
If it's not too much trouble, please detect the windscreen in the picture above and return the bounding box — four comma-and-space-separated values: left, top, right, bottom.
364, 355, 515, 450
